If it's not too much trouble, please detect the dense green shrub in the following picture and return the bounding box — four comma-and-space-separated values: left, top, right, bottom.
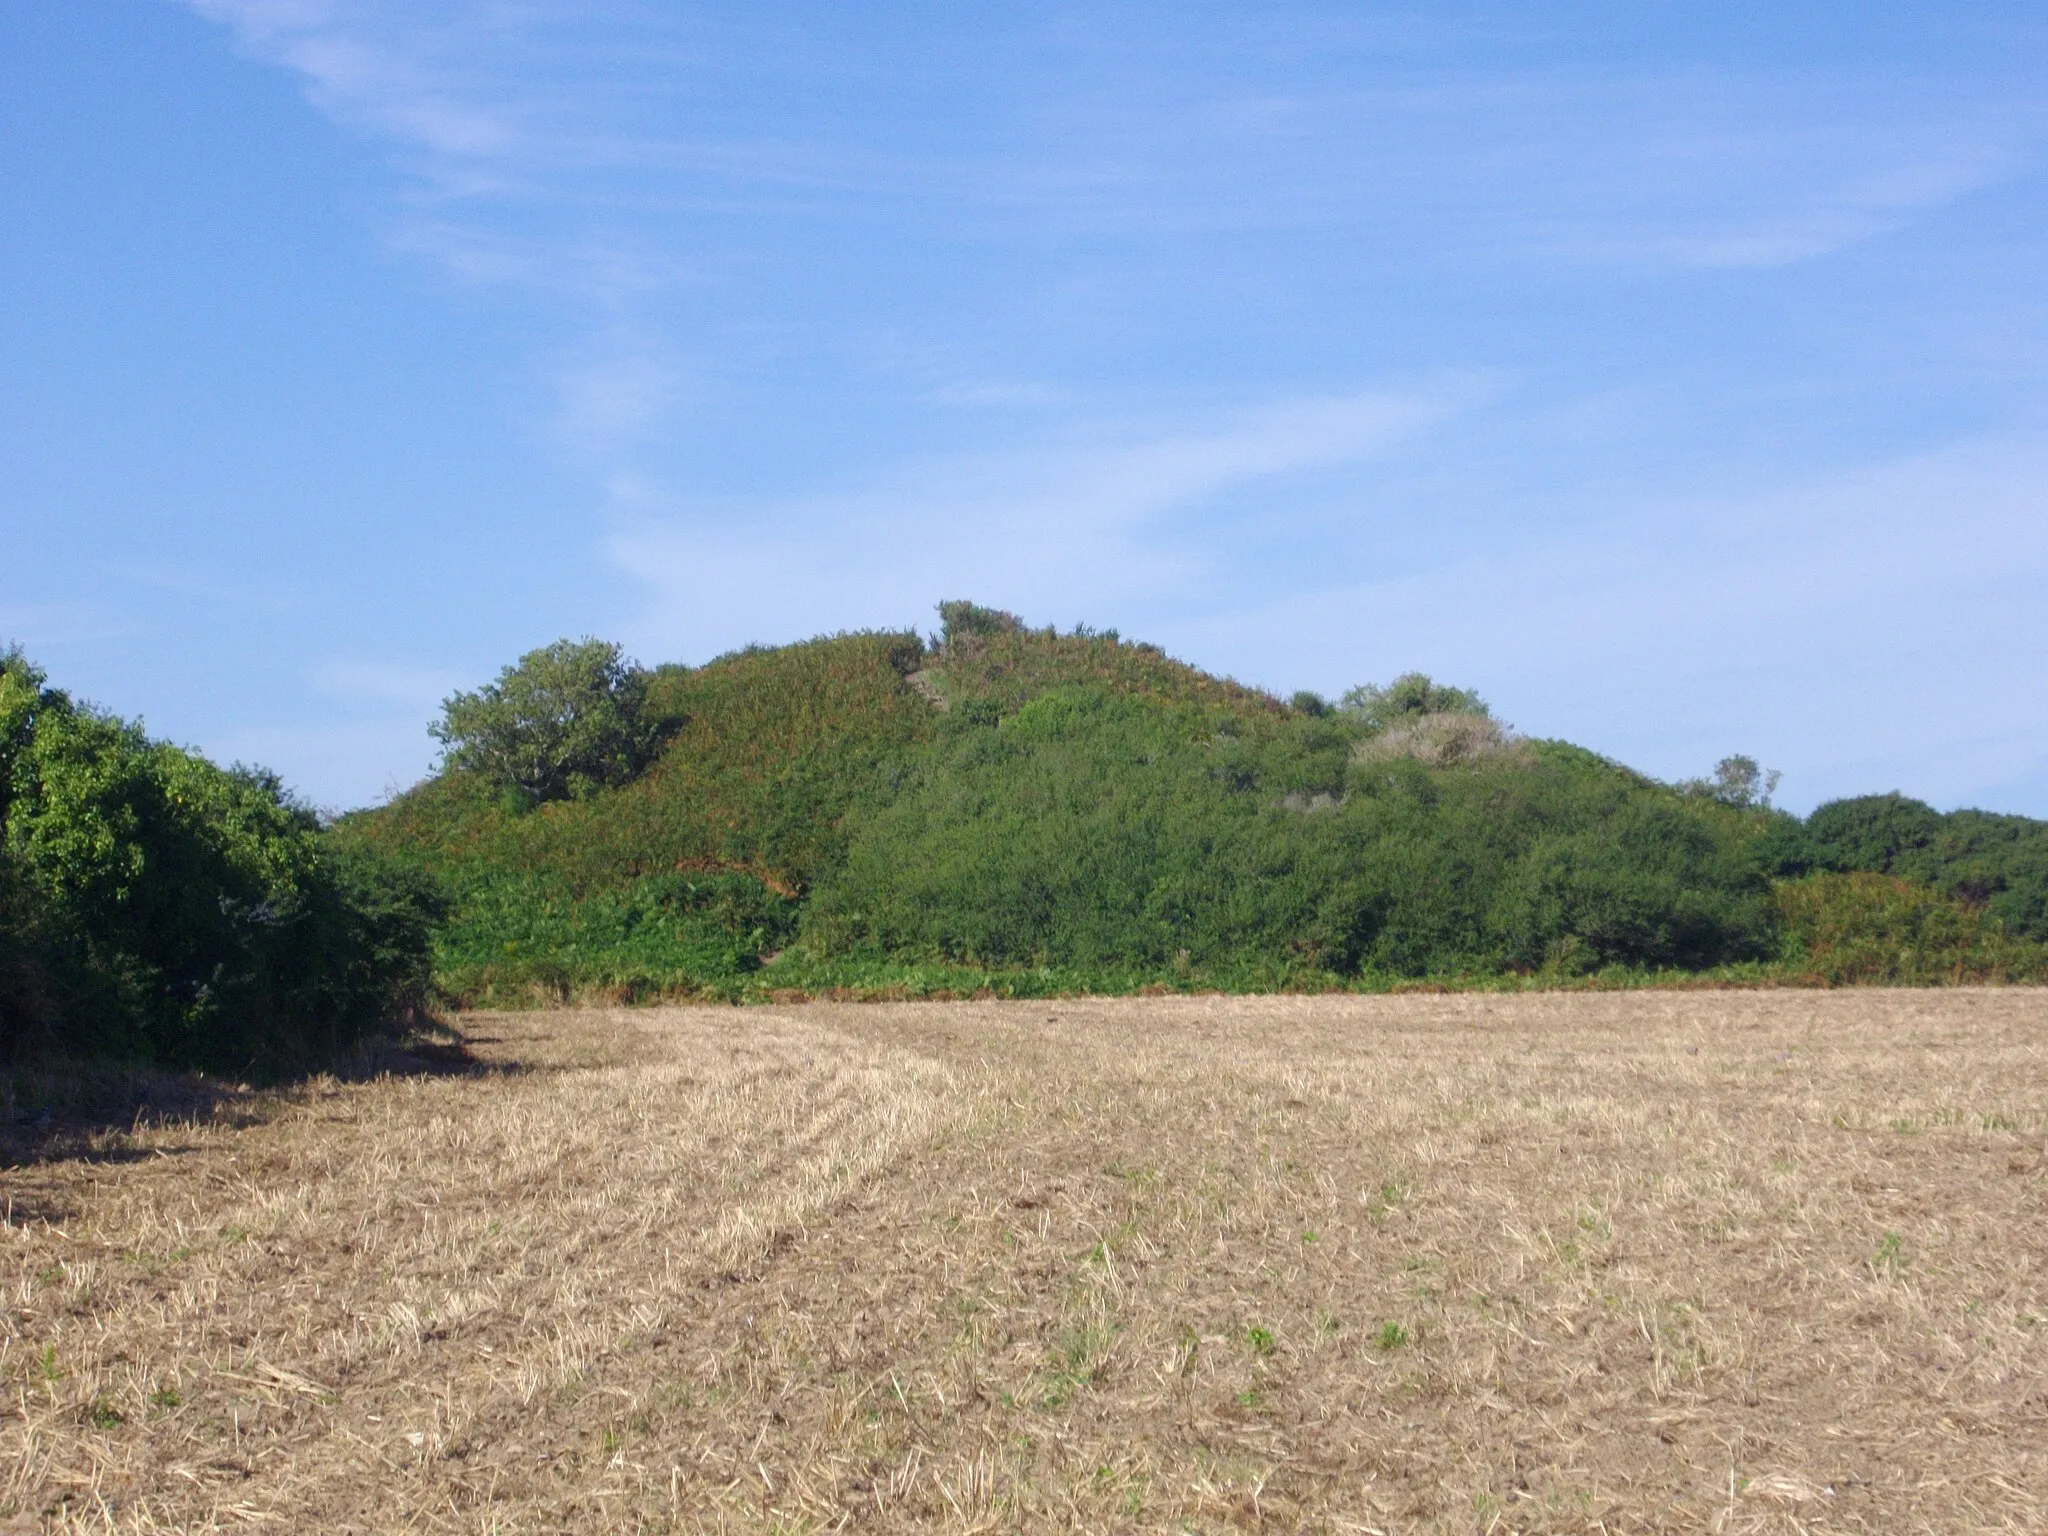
0, 650, 444, 1072
1804, 793, 2048, 941
1772, 872, 2046, 984
1338, 672, 1489, 731
1806, 793, 1944, 871
432, 638, 664, 805
803, 687, 1774, 979
431, 870, 798, 1006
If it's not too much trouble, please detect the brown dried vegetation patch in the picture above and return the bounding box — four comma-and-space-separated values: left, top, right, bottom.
5, 991, 2046, 1532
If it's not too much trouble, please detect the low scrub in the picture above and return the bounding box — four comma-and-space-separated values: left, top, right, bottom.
431, 870, 798, 1007
1772, 871, 2048, 984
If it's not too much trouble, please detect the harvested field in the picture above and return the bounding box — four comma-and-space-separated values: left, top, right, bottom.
4, 990, 2046, 1533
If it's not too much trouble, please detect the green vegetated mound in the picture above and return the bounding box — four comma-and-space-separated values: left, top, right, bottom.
339, 602, 2048, 1004
338, 629, 937, 1002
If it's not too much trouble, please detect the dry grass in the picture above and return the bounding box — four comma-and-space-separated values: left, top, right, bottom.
4, 990, 2046, 1533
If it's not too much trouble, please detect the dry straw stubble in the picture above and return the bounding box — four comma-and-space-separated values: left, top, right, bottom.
4, 989, 2046, 1532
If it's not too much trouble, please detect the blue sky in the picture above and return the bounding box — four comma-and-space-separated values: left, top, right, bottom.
4, 2, 2047, 814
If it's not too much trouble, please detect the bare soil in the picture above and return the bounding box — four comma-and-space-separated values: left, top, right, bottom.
4, 990, 2046, 1533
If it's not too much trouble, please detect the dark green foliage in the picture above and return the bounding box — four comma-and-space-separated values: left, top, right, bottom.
1806, 793, 1944, 870
432, 871, 798, 1006
431, 638, 663, 804
804, 687, 1774, 980
346, 607, 2048, 1001
0, 649, 443, 1072
1804, 793, 2048, 940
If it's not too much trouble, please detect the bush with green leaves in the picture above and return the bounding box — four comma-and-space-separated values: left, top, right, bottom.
1339, 672, 1489, 732
432, 638, 663, 805
937, 600, 1028, 646
1773, 871, 2045, 983
1798, 793, 2048, 941
802, 686, 1774, 979
1, 648, 444, 1072
430, 869, 799, 1006
346, 609, 2048, 998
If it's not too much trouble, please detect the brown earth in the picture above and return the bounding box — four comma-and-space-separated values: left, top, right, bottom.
3, 989, 2046, 1533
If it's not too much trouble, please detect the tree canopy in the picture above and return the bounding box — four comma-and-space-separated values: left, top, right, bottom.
432, 638, 661, 804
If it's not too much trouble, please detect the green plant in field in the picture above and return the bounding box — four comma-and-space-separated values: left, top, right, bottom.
1245, 1325, 1276, 1356
149, 1385, 182, 1409
1041, 1320, 1115, 1406
1871, 1230, 1905, 1278
1375, 1321, 1410, 1351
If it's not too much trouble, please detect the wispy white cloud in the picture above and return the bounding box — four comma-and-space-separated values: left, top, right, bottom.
610, 382, 1478, 655
183, 5, 2047, 292
1164, 430, 2048, 810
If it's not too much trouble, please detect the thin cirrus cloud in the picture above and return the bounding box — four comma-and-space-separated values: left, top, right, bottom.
1166, 429, 2048, 810
178, 5, 2040, 290
610, 384, 1472, 656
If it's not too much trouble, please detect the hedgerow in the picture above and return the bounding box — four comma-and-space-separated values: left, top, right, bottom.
1, 649, 444, 1072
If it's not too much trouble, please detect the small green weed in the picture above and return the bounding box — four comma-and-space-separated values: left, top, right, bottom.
1375, 1321, 1410, 1351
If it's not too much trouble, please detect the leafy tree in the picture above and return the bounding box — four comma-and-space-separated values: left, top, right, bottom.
1680, 755, 1782, 809
1339, 673, 1489, 733
1805, 792, 1942, 869
432, 639, 660, 804
805, 685, 1771, 979
1801, 793, 2048, 940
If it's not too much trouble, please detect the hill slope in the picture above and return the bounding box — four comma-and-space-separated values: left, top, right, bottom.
341, 605, 2048, 1001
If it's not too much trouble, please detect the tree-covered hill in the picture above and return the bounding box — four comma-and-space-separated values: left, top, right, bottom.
338, 603, 2048, 1003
